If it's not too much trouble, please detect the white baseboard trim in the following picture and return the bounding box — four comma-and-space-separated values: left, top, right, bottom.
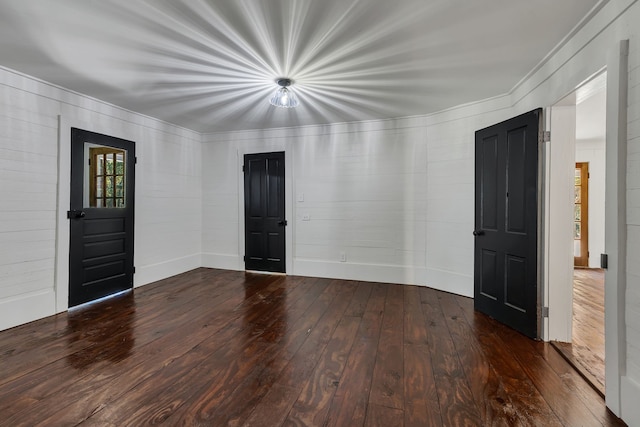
200, 257, 473, 299
201, 253, 243, 271
621, 376, 640, 426
134, 254, 202, 288
0, 290, 56, 332
424, 267, 473, 298
293, 259, 429, 287
0, 257, 474, 332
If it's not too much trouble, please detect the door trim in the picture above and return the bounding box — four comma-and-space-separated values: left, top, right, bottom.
543, 40, 629, 416
236, 144, 294, 275
574, 162, 589, 267
604, 39, 628, 417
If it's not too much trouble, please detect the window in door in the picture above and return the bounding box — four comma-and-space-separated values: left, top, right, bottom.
574, 162, 589, 267
88, 147, 126, 208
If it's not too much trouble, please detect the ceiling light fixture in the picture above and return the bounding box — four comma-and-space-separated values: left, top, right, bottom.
270, 78, 299, 108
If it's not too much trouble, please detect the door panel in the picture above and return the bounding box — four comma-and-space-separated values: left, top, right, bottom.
244, 152, 286, 273
480, 249, 498, 300
505, 255, 526, 310
474, 109, 540, 339
480, 136, 499, 231
506, 129, 527, 233
69, 128, 135, 308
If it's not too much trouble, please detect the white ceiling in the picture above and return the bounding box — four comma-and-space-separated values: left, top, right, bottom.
0, 0, 602, 133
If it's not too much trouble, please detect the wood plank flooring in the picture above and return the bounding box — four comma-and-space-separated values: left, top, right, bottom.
0, 268, 625, 426
552, 268, 605, 396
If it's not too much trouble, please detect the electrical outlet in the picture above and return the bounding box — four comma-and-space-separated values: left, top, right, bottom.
339, 252, 346, 262
302, 214, 310, 221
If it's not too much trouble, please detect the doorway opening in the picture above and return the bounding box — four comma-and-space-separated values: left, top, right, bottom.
550, 72, 607, 396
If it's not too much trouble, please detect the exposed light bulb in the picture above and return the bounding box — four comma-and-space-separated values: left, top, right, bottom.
269, 78, 299, 108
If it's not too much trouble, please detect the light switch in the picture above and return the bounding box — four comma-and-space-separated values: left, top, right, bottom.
297, 193, 304, 202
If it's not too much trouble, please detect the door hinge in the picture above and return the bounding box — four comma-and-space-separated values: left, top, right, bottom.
542, 306, 549, 318
242, 165, 245, 172
541, 130, 551, 142
243, 255, 246, 262
135, 156, 138, 164
133, 266, 136, 274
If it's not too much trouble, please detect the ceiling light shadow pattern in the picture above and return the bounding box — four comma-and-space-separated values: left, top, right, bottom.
122, 0, 460, 129
0, 0, 601, 132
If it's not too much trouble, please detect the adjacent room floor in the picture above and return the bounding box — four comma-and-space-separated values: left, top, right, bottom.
552, 268, 606, 396
0, 268, 622, 426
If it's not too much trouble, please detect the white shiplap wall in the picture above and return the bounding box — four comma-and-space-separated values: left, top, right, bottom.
0, 76, 59, 327
293, 125, 427, 268
201, 101, 521, 298
202, 120, 436, 289
201, 139, 240, 270
0, 67, 202, 331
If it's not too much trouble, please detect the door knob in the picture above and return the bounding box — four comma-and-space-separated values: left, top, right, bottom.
472, 230, 485, 236
278, 220, 288, 226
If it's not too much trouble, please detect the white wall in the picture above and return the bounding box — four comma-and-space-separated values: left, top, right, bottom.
203, 120, 437, 290
202, 107, 513, 297
0, 66, 202, 331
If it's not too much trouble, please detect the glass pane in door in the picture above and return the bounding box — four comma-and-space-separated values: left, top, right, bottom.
84, 144, 126, 209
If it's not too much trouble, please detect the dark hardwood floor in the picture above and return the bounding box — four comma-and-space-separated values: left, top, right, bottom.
0, 268, 624, 426
552, 268, 606, 396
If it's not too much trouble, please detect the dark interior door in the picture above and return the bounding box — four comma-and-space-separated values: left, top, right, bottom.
474, 109, 540, 339
69, 128, 135, 307
244, 152, 286, 273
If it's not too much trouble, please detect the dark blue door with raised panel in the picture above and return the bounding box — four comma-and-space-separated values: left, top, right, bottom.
474, 109, 540, 339
244, 152, 286, 273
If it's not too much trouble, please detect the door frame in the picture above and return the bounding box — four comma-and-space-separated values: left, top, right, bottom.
544, 40, 629, 415
574, 162, 589, 267
236, 143, 294, 274
55, 115, 138, 313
